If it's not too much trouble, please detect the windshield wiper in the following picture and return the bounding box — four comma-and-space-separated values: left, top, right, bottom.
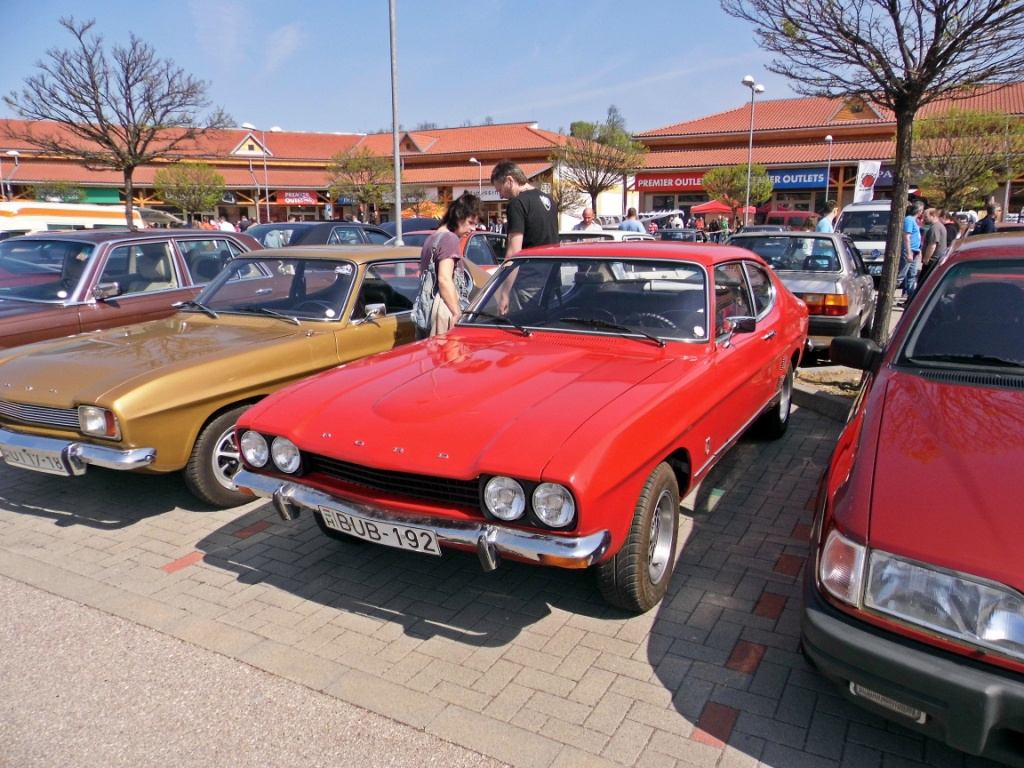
233, 305, 301, 325
557, 317, 665, 347
460, 310, 532, 336
911, 353, 1024, 368
175, 299, 219, 318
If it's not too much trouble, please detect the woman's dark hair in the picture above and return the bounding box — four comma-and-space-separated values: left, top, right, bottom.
441, 192, 484, 231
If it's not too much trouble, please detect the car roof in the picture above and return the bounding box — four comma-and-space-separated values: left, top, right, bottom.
246, 244, 424, 264
730, 230, 840, 239
521, 241, 762, 267
7, 228, 238, 244
948, 232, 1024, 260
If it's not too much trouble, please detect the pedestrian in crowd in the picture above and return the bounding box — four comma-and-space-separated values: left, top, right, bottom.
899, 201, 924, 299
237, 215, 251, 232
618, 207, 646, 233
573, 208, 602, 231
971, 203, 1000, 235
707, 217, 720, 240
647, 221, 658, 234
670, 214, 684, 229
942, 209, 959, 247
718, 216, 731, 240
411, 192, 483, 339
287, 215, 298, 223
919, 207, 947, 285
816, 200, 838, 232
218, 216, 236, 232
489, 160, 558, 313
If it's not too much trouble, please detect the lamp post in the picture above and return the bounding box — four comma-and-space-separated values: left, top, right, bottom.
824, 135, 834, 203
742, 76, 764, 228
469, 157, 482, 197
242, 123, 281, 222
0, 150, 18, 201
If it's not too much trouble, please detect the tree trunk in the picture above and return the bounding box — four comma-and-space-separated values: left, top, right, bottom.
123, 169, 138, 230
870, 109, 914, 344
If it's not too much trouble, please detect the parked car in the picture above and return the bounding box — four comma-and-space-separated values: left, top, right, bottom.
727, 230, 875, 352
386, 230, 507, 271
653, 229, 706, 242
558, 230, 654, 243
801, 234, 1024, 764
738, 224, 789, 233
0, 229, 261, 349
834, 200, 894, 281
232, 242, 808, 613
0, 246, 489, 507
245, 221, 391, 248
379, 218, 440, 237
763, 209, 821, 230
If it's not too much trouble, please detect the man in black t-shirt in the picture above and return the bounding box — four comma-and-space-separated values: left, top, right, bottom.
490, 160, 558, 311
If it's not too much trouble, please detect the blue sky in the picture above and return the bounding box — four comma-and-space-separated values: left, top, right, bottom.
0, 1, 799, 137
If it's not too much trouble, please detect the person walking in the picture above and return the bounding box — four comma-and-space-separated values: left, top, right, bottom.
618, 208, 645, 233
573, 208, 602, 231
489, 160, 558, 312
816, 200, 838, 232
411, 193, 483, 339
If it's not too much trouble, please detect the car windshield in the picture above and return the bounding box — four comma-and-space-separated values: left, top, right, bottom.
191, 256, 357, 320
0, 239, 97, 302
902, 260, 1024, 367
735, 236, 841, 272
462, 256, 709, 342
836, 209, 890, 238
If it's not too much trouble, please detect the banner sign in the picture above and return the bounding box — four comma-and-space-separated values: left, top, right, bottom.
634, 172, 705, 192
452, 185, 503, 202
277, 190, 318, 205
767, 168, 826, 189
854, 161, 881, 203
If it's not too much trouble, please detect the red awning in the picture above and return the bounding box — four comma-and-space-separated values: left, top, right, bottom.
691, 200, 755, 215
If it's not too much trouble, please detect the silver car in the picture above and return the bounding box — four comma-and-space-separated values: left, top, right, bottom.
727, 230, 876, 353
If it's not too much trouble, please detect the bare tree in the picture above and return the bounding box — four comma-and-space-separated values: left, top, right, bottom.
549, 178, 588, 216
3, 18, 232, 229
913, 108, 1024, 211
720, 0, 1024, 342
552, 106, 649, 214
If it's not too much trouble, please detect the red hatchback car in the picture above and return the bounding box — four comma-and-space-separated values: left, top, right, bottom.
802, 234, 1024, 764
233, 242, 808, 613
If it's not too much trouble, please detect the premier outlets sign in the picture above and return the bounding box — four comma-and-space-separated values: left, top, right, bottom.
768, 168, 827, 189
634, 172, 705, 191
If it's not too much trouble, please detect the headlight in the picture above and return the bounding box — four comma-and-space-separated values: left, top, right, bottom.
532, 483, 575, 528
240, 431, 269, 467
271, 436, 301, 474
818, 527, 865, 606
78, 405, 120, 439
866, 551, 1024, 662
483, 476, 526, 521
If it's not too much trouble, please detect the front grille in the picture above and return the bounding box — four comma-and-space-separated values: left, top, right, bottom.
0, 400, 79, 429
305, 453, 481, 509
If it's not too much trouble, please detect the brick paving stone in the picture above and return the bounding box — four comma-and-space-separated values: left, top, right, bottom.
567, 666, 617, 707
710, 686, 780, 719
482, 682, 533, 722
582, 690, 632, 735
734, 709, 807, 749
538, 717, 611, 755
761, 742, 841, 768
647, 728, 723, 766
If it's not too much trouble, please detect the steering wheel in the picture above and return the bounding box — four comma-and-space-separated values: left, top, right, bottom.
292, 300, 335, 316
630, 312, 678, 329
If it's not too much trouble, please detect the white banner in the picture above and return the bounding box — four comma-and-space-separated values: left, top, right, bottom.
854, 161, 881, 203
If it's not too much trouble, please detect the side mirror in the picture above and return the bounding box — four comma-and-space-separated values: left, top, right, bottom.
362, 303, 386, 320
732, 316, 757, 334
92, 282, 122, 301
830, 336, 882, 371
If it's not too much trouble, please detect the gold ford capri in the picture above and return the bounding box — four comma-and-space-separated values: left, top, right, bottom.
0, 246, 486, 507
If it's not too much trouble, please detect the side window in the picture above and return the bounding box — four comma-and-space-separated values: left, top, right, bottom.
353, 260, 422, 318
464, 236, 496, 267
176, 239, 234, 285
365, 229, 389, 245
713, 263, 753, 338
327, 227, 361, 245
105, 241, 178, 294
744, 262, 774, 317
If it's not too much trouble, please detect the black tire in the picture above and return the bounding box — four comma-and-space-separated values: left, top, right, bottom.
183, 405, 250, 507
596, 462, 679, 612
755, 360, 794, 440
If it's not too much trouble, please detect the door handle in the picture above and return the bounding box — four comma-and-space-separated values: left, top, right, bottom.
761, 331, 776, 340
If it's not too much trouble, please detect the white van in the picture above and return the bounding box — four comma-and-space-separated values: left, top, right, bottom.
834, 200, 894, 278
0, 201, 143, 240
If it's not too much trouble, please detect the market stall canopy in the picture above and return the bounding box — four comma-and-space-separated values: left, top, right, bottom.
138, 208, 186, 226
690, 200, 755, 215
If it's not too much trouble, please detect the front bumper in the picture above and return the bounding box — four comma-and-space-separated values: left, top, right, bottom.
234, 468, 612, 573
0, 426, 156, 476
802, 566, 1024, 764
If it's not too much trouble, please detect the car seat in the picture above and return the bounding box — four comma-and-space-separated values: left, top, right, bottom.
127, 247, 177, 293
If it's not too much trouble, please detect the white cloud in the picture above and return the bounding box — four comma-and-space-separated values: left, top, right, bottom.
261, 24, 306, 77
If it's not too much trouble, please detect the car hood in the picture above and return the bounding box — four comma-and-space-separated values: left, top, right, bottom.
249, 331, 680, 480
867, 370, 1024, 591
0, 316, 312, 407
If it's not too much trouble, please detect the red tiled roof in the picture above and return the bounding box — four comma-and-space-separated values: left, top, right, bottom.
637, 83, 1024, 138
643, 140, 896, 170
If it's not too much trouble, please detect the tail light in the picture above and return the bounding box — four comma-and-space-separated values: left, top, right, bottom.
801, 293, 849, 316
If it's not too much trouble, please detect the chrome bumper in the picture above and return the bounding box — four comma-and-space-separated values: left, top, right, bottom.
0, 427, 156, 476
234, 468, 612, 572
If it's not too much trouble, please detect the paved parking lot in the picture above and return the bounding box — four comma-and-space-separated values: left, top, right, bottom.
0, 400, 1001, 768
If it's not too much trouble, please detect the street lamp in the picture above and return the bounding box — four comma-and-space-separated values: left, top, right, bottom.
242, 123, 281, 222
742, 75, 764, 228
824, 135, 834, 202
0, 150, 19, 201
469, 157, 482, 197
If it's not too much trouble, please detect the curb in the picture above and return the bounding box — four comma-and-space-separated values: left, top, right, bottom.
793, 381, 852, 422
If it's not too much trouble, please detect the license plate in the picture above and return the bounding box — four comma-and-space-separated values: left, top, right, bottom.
868, 264, 883, 275
319, 505, 441, 556
0, 445, 70, 476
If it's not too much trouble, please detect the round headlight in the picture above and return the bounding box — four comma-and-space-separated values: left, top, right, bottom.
271, 436, 301, 474
533, 483, 575, 528
240, 431, 269, 467
483, 476, 526, 521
